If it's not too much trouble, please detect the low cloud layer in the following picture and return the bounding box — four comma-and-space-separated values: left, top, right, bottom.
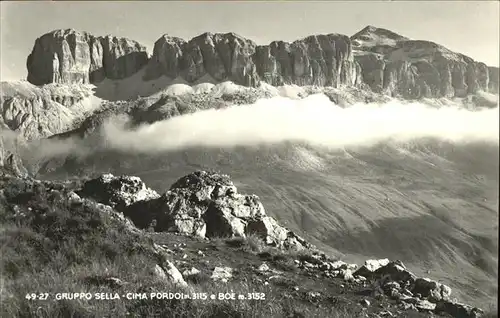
101, 94, 499, 154
2, 94, 498, 167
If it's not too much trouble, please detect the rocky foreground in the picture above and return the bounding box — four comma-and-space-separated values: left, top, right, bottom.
0, 155, 489, 318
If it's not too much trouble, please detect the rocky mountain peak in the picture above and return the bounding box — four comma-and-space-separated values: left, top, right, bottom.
352, 25, 409, 42
351, 25, 409, 52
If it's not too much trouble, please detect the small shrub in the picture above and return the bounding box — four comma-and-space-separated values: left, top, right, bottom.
245, 234, 266, 253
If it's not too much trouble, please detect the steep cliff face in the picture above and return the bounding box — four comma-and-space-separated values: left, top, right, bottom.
145, 33, 360, 88
352, 26, 494, 99
27, 29, 149, 85
256, 34, 360, 87
145, 32, 258, 86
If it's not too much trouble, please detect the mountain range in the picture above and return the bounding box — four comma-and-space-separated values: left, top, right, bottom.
25, 26, 499, 97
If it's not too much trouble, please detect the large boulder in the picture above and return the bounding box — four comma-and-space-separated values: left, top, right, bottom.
211, 266, 233, 283
124, 170, 310, 250
27, 29, 148, 85
360, 260, 418, 296
124, 170, 262, 235
153, 262, 187, 288
354, 258, 390, 277
411, 277, 452, 302
373, 261, 417, 284
78, 174, 160, 211
435, 300, 484, 318
245, 216, 311, 249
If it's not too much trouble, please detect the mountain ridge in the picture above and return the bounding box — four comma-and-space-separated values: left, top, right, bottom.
23, 26, 499, 99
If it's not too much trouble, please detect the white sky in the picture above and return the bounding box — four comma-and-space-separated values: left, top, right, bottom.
1, 1, 499, 81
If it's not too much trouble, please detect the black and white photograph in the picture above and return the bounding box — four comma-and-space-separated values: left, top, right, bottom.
0, 1, 498, 317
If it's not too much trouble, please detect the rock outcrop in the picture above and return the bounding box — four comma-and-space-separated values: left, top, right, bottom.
27, 29, 149, 85
0, 141, 29, 179
79, 170, 311, 250
211, 266, 233, 283
435, 301, 484, 318
0, 81, 99, 140
0, 153, 28, 178
2, 95, 82, 140
153, 262, 188, 288
293, 256, 484, 317
78, 173, 160, 211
